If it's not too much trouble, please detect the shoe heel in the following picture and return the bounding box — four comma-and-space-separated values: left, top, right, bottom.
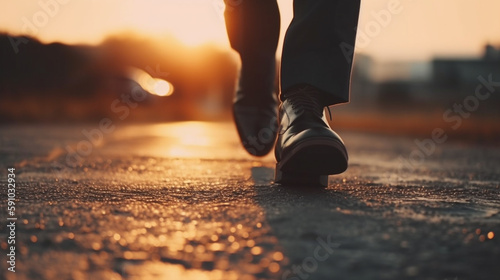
274, 165, 329, 187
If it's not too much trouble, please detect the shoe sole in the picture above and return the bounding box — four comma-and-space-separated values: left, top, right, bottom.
274, 137, 348, 187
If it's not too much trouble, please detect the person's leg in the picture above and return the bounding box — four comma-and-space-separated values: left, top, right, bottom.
275, 0, 361, 186
224, 0, 281, 156
281, 0, 360, 105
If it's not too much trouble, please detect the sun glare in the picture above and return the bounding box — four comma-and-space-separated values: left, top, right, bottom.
129, 68, 174, 97
114, 1, 229, 47
152, 79, 173, 97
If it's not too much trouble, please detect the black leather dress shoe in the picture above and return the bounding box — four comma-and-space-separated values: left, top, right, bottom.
274, 86, 348, 187
232, 56, 279, 157
233, 92, 278, 156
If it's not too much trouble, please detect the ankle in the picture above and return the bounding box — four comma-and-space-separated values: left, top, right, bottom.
281, 84, 327, 105
281, 84, 328, 118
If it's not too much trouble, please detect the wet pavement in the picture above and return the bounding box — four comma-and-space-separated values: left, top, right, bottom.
1, 121, 499, 280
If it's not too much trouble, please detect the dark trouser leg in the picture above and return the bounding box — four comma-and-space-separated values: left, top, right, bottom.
224, 0, 280, 102
224, 0, 281, 156
281, 0, 361, 106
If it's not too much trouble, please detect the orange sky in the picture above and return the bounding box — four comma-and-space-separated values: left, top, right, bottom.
1, 0, 499, 61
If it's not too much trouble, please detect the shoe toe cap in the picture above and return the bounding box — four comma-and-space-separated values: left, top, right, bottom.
233, 106, 278, 156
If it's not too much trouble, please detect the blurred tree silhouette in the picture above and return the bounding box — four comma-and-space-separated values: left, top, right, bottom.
0, 33, 239, 122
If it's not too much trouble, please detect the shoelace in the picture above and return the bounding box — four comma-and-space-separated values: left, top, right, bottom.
286, 86, 332, 120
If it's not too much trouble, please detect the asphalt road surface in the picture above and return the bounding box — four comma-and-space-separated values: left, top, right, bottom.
1, 121, 499, 280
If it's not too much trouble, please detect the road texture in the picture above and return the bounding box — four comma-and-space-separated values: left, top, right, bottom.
1, 121, 499, 280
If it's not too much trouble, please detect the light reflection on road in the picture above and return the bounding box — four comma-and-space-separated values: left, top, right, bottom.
106, 121, 275, 161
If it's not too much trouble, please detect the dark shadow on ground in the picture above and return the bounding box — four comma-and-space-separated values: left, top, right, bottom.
250, 166, 500, 280
251, 166, 368, 280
